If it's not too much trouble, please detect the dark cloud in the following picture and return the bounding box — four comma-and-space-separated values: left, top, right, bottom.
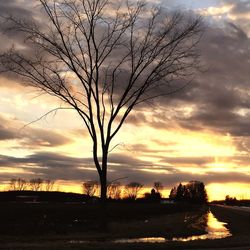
0, 1, 39, 49
160, 156, 214, 166
141, 21, 250, 146
222, 0, 250, 16
0, 151, 249, 189
0, 114, 72, 147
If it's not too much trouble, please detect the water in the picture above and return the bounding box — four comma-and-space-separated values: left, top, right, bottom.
69, 210, 232, 244
113, 211, 232, 243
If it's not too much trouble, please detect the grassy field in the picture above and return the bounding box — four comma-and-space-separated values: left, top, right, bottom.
0, 203, 250, 250
0, 202, 204, 235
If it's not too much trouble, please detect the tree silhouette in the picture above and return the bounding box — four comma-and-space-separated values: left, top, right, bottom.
124, 182, 143, 200
153, 181, 163, 194
29, 178, 44, 191
107, 181, 122, 200
8, 178, 27, 191
82, 180, 99, 197
0, 0, 202, 202
44, 179, 55, 191
144, 188, 161, 202
169, 181, 208, 204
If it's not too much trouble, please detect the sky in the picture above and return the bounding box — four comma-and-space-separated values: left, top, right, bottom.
0, 0, 249, 200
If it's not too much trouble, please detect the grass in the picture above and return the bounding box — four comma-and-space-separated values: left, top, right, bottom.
1, 202, 250, 250
0, 202, 203, 235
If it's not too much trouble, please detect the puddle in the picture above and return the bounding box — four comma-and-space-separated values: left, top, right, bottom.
114, 211, 232, 243
69, 210, 232, 244
172, 210, 232, 241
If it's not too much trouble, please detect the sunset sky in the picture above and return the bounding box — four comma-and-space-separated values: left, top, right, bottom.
0, 0, 249, 200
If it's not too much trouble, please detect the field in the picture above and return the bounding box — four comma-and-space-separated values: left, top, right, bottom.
0, 202, 250, 250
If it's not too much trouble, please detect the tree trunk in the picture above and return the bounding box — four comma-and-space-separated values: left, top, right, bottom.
100, 172, 107, 202
100, 147, 108, 203
99, 159, 108, 230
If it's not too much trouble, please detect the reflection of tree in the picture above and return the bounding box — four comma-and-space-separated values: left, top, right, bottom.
170, 181, 208, 204
186, 209, 209, 232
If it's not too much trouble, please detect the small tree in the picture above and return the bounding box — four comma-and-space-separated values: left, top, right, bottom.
124, 182, 143, 200
107, 182, 122, 199
82, 180, 99, 197
9, 178, 27, 191
0, 0, 203, 202
29, 178, 44, 191
169, 186, 177, 200
153, 182, 163, 194
44, 179, 55, 191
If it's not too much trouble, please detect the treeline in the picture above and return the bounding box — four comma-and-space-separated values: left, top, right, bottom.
169, 181, 208, 204
5, 178, 208, 204
8, 178, 55, 192
82, 181, 163, 201
212, 195, 250, 206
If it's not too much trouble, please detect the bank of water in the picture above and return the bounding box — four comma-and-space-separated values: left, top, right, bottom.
69, 210, 232, 244
114, 210, 232, 243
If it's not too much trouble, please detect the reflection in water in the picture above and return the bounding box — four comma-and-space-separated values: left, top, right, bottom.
114, 237, 166, 243
113, 211, 232, 243
173, 210, 232, 242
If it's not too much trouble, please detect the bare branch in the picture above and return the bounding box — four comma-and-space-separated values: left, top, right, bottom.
0, 0, 203, 201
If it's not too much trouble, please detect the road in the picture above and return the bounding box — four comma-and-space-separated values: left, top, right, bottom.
215, 204, 250, 213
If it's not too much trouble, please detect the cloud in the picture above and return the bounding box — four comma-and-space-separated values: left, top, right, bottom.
0, 113, 72, 147
0, 0, 249, 193
0, 1, 40, 50
0, 150, 249, 189
160, 156, 214, 166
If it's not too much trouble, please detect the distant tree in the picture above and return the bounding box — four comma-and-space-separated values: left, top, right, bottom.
169, 181, 208, 204
169, 186, 177, 200
82, 180, 99, 197
144, 188, 161, 202
124, 182, 143, 200
225, 195, 238, 205
107, 182, 122, 200
29, 178, 44, 191
153, 182, 164, 194
44, 179, 55, 192
9, 178, 27, 191
175, 183, 184, 201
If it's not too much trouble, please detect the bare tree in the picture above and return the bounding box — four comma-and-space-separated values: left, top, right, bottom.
44, 179, 55, 191
82, 180, 99, 197
124, 182, 143, 200
29, 178, 44, 191
154, 181, 163, 194
0, 0, 203, 202
107, 181, 122, 199
9, 178, 27, 191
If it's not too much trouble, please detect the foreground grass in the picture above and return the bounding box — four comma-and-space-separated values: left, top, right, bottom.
0, 202, 203, 235
1, 203, 250, 250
